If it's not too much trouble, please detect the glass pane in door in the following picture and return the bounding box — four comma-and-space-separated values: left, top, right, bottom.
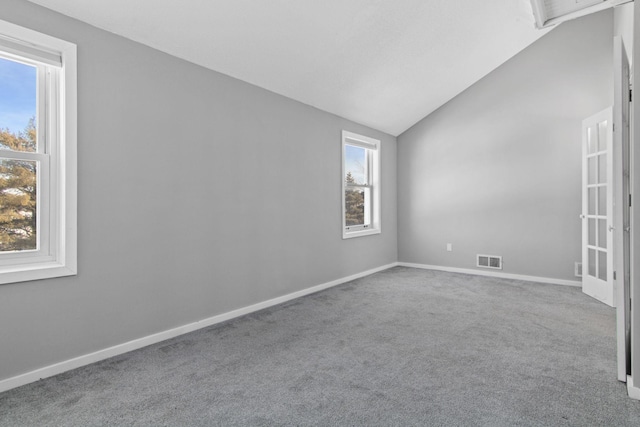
588, 249, 596, 277
588, 157, 597, 184
598, 154, 607, 184
598, 250, 607, 281
588, 219, 596, 246
588, 188, 596, 215
598, 187, 607, 215
587, 125, 597, 154
598, 121, 608, 151
598, 219, 607, 249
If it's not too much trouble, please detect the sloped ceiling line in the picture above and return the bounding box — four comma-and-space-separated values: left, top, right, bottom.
26, 0, 550, 136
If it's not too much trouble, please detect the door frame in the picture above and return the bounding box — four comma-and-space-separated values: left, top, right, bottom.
613, 36, 632, 382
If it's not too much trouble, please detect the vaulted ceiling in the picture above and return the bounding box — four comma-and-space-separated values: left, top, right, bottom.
26, 0, 551, 136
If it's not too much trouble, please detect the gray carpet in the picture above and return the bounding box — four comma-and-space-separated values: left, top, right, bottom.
1, 266, 639, 426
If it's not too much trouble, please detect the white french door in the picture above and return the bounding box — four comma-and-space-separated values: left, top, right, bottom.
582, 108, 614, 307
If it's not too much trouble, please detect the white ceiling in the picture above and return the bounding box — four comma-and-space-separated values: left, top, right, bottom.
26, 0, 551, 136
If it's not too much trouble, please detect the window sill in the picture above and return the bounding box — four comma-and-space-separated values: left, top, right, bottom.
0, 261, 77, 285
343, 228, 381, 239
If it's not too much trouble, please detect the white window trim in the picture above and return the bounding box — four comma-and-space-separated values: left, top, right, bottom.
0, 20, 77, 285
342, 130, 381, 239
529, 0, 632, 29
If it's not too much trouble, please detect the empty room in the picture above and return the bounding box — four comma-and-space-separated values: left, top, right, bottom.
1, 0, 640, 425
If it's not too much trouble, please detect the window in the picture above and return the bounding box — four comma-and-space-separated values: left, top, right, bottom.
342, 130, 380, 239
0, 20, 77, 284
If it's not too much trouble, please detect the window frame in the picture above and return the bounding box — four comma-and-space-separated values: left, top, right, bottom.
342, 130, 381, 239
0, 20, 77, 285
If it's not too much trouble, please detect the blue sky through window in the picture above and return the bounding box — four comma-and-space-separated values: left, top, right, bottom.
345, 144, 366, 185
0, 57, 36, 134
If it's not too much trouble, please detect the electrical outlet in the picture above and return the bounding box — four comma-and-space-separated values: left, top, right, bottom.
446, 243, 452, 252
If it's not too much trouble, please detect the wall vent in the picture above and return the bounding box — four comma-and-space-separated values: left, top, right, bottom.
574, 262, 583, 278
477, 254, 502, 270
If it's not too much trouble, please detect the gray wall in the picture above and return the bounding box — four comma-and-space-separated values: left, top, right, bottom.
614, 2, 634, 62
397, 11, 613, 281
0, 0, 397, 381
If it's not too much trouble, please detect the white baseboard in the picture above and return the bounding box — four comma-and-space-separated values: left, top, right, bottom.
628, 376, 640, 400
0, 262, 398, 394
398, 262, 581, 287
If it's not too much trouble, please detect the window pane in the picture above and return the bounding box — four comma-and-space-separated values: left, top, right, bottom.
345, 187, 370, 226
0, 57, 37, 153
0, 158, 37, 251
345, 144, 367, 185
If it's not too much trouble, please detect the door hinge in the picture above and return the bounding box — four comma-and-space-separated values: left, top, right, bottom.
630, 194, 633, 207
630, 89, 633, 102
614, 271, 617, 280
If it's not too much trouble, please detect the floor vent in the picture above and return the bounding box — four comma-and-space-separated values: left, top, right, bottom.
575, 262, 583, 278
477, 254, 502, 270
